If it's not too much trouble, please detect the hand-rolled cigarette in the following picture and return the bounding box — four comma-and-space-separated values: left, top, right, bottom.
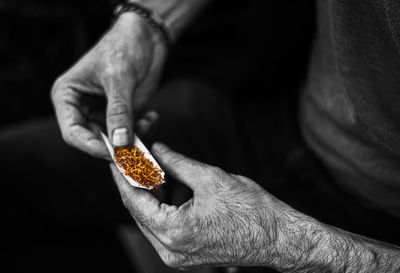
101, 132, 165, 190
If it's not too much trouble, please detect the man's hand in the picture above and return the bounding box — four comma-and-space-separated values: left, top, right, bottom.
110, 143, 310, 270
111, 144, 400, 272
51, 13, 166, 158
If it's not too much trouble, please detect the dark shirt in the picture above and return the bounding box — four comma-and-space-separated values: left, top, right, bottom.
301, 0, 400, 218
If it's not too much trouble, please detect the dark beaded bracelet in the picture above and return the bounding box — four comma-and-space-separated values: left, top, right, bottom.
113, 2, 171, 48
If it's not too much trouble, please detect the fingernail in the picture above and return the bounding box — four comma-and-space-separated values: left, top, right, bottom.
112, 128, 131, 147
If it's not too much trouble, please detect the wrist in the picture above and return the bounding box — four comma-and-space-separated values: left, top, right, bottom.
275, 217, 372, 272
312, 225, 383, 272
114, 2, 171, 47
112, 12, 168, 57
113, 12, 160, 45
125, 0, 178, 34
257, 203, 327, 271
126, 0, 175, 20
256, 200, 400, 272
126, 0, 211, 40
98, 11, 167, 82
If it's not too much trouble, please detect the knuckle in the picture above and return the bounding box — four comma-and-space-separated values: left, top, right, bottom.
62, 126, 81, 145
120, 192, 132, 210
160, 233, 177, 250
50, 76, 66, 100
103, 65, 116, 77
232, 174, 250, 184
170, 154, 186, 165
161, 253, 182, 269
107, 101, 129, 119
51, 76, 63, 90
160, 229, 183, 251
210, 166, 222, 176
61, 131, 73, 145
210, 166, 224, 176
102, 66, 134, 90
161, 224, 196, 253
165, 260, 178, 269
103, 61, 124, 76
204, 166, 227, 190
203, 166, 223, 181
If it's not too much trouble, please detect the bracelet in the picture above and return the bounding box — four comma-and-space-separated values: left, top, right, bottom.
113, 2, 171, 48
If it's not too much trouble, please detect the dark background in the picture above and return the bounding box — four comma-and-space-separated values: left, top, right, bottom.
0, 0, 315, 272
0, 0, 315, 128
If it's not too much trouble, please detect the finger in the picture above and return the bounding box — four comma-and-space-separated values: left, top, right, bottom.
106, 78, 135, 147
134, 221, 184, 269
136, 110, 159, 137
67, 124, 109, 159
110, 163, 168, 229
135, 221, 170, 257
52, 88, 109, 158
111, 163, 189, 265
144, 110, 159, 123
151, 143, 213, 193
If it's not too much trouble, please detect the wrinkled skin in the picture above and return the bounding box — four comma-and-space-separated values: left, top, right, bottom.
51, 13, 166, 158
51, 10, 304, 270
111, 143, 311, 270
51, 5, 400, 272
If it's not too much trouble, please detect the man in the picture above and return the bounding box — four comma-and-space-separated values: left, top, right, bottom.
49, 0, 400, 271
3, 0, 400, 272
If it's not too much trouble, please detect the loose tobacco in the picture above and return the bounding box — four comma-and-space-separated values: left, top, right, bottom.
114, 145, 165, 189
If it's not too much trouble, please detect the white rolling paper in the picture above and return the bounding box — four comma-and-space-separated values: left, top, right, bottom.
101, 132, 165, 190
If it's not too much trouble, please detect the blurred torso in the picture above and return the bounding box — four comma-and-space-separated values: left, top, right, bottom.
301, 0, 400, 218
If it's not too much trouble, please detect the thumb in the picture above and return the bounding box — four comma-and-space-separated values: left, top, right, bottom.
106, 84, 134, 147
152, 142, 214, 193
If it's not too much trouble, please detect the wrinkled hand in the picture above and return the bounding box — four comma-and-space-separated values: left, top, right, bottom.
51, 13, 166, 158
110, 143, 309, 270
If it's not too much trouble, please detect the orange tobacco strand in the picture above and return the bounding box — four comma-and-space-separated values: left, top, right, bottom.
114, 146, 165, 189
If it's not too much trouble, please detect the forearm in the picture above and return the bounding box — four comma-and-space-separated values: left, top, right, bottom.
268, 209, 400, 272
127, 0, 211, 40
306, 224, 400, 272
